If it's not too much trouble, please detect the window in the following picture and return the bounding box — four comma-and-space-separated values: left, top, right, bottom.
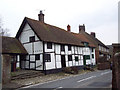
85, 55, 90, 59
35, 54, 40, 60
68, 45, 71, 51
47, 42, 52, 49
44, 54, 51, 62
92, 54, 94, 58
84, 42, 89, 47
29, 36, 35, 42
61, 45, 65, 51
68, 55, 72, 61
92, 48, 94, 52
75, 56, 78, 61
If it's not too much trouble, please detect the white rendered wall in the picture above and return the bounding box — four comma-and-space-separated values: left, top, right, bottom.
18, 23, 43, 70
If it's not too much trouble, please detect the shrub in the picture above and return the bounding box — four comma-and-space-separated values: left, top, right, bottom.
71, 66, 78, 74
63, 67, 78, 74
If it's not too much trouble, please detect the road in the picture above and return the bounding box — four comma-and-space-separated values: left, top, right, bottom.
20, 69, 112, 89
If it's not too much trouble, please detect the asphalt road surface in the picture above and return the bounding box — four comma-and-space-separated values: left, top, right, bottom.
20, 69, 112, 89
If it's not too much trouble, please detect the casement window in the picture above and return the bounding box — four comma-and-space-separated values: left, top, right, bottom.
35, 54, 40, 60
45, 54, 51, 62
85, 55, 90, 59
47, 42, 52, 49
75, 56, 78, 61
68, 55, 72, 61
68, 45, 71, 51
84, 42, 89, 47
29, 36, 35, 42
92, 54, 94, 58
61, 45, 65, 51
92, 48, 94, 52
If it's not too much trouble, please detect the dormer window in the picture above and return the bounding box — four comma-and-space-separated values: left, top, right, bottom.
47, 42, 52, 49
29, 36, 35, 42
84, 42, 89, 47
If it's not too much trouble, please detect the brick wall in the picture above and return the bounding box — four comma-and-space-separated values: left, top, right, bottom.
95, 50, 99, 64
2, 54, 11, 84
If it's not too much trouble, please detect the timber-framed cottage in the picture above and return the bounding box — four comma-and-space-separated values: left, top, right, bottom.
16, 11, 96, 73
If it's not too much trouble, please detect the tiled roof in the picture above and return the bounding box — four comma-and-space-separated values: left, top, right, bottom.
16, 17, 95, 47
72, 33, 95, 47
1, 36, 28, 54
79, 30, 109, 49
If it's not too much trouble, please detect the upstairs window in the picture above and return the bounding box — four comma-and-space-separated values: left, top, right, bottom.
92, 48, 94, 52
61, 45, 65, 51
68, 45, 71, 51
45, 54, 51, 62
47, 42, 52, 49
35, 54, 40, 60
68, 55, 72, 61
29, 36, 35, 42
84, 42, 89, 47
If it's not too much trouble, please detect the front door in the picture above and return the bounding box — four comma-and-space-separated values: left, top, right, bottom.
61, 55, 66, 68
83, 55, 86, 65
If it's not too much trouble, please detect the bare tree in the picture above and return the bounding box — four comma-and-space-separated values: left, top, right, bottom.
0, 18, 10, 36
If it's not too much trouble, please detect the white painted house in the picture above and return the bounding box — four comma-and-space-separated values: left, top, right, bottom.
16, 11, 96, 73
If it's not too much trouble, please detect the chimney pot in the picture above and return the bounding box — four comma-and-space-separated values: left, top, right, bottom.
91, 32, 96, 37
38, 10, 44, 23
67, 24, 71, 32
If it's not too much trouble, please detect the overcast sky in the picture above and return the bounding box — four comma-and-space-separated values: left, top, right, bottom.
0, 0, 119, 45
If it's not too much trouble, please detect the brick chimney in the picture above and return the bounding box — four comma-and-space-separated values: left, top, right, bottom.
79, 24, 85, 32
38, 11, 44, 23
67, 24, 71, 32
91, 32, 96, 38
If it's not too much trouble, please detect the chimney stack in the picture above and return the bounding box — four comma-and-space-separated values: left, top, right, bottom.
91, 32, 96, 38
79, 24, 85, 33
67, 24, 71, 32
38, 10, 44, 23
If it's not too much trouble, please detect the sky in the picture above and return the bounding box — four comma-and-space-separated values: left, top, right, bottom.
0, 0, 119, 45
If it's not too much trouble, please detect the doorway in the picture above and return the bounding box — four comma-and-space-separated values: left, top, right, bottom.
61, 55, 66, 68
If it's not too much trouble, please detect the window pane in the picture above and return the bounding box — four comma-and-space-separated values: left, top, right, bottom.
35, 54, 40, 60
47, 42, 52, 49
68, 45, 71, 51
75, 56, 78, 61
85, 55, 90, 59
61, 45, 65, 51
44, 54, 51, 62
68, 55, 72, 61
30, 36, 35, 42
92, 48, 94, 52
92, 54, 94, 58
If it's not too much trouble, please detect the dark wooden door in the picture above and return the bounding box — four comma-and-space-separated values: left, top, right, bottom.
61, 55, 66, 68
83, 55, 86, 65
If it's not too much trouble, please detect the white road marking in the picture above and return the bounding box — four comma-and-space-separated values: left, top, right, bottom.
101, 71, 111, 76
53, 86, 63, 90
77, 76, 96, 82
